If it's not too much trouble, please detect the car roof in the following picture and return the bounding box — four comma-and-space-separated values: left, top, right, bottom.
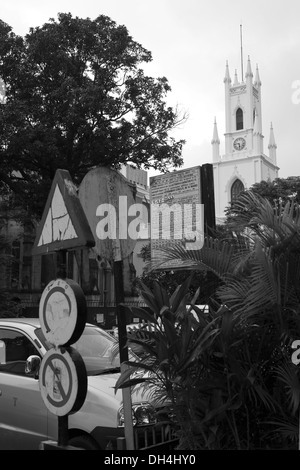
0, 317, 96, 328
0, 317, 41, 327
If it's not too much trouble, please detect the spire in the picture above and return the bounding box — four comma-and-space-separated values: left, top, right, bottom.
254, 64, 261, 87
224, 61, 231, 84
268, 122, 277, 163
245, 56, 253, 79
253, 109, 262, 154
212, 117, 220, 163
211, 117, 220, 144
234, 69, 239, 85
253, 109, 260, 135
268, 123, 277, 149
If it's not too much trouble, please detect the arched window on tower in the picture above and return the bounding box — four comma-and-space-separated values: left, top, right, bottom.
253, 108, 256, 126
231, 179, 244, 202
236, 108, 243, 130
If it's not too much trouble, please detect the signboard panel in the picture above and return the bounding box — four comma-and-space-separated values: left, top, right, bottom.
39, 347, 87, 416
38, 278, 87, 417
32, 169, 95, 255
39, 278, 87, 347
149, 166, 205, 270
78, 166, 137, 261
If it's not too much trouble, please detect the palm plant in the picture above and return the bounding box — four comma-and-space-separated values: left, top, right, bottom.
149, 191, 300, 448
116, 191, 300, 449
115, 278, 281, 449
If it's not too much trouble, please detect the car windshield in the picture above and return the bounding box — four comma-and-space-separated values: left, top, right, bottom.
36, 325, 121, 376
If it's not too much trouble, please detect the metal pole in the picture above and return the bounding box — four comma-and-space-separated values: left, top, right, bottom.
56, 250, 69, 448
114, 260, 135, 450
240, 24, 244, 82
58, 415, 69, 447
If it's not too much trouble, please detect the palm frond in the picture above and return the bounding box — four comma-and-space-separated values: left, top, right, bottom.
275, 362, 300, 415
150, 236, 235, 281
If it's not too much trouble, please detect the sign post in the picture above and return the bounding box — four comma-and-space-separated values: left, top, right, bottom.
31, 169, 95, 449
34, 167, 137, 450
114, 259, 135, 450
39, 278, 88, 449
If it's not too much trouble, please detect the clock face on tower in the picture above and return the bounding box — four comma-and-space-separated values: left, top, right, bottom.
233, 137, 246, 151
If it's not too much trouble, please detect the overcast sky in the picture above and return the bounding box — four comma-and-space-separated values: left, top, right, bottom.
1, 0, 300, 181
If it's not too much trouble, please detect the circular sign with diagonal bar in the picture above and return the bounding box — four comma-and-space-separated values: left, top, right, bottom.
39, 278, 86, 347
39, 347, 87, 416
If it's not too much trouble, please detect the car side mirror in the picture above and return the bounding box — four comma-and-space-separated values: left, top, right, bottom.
25, 355, 41, 379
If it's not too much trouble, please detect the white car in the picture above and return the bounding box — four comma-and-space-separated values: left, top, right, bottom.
0, 318, 176, 450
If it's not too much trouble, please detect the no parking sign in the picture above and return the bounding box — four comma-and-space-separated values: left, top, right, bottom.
39, 347, 87, 416
39, 278, 87, 417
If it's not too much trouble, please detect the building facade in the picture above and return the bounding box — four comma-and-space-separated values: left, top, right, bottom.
212, 57, 279, 223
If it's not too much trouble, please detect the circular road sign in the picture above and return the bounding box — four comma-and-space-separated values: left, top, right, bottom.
39, 278, 87, 347
39, 347, 87, 416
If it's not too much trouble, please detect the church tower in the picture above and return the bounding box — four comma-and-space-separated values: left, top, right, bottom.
212, 57, 279, 223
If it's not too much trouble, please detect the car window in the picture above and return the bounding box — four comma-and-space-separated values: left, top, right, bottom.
0, 328, 40, 376
36, 325, 122, 375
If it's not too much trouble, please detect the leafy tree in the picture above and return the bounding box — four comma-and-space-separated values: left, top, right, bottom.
225, 176, 300, 223
0, 12, 187, 217
250, 177, 300, 205
0, 233, 20, 317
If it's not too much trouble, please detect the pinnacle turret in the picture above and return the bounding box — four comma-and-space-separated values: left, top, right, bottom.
233, 69, 239, 85
253, 109, 260, 135
224, 61, 231, 84
254, 64, 261, 87
245, 56, 253, 79
212, 117, 220, 162
211, 117, 220, 144
268, 123, 277, 149
268, 122, 277, 164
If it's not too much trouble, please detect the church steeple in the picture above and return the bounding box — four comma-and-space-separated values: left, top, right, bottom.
212, 117, 220, 162
212, 37, 279, 223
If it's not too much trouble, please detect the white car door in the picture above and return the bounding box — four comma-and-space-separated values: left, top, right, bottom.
0, 328, 49, 449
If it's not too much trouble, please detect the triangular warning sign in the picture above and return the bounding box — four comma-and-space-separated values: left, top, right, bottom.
37, 184, 79, 246
32, 169, 95, 255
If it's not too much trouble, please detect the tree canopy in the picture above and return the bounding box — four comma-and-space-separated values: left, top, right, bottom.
224, 176, 300, 226
250, 177, 300, 205
0, 12, 187, 217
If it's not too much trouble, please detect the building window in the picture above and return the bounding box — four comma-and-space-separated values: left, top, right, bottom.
231, 179, 244, 202
236, 108, 243, 130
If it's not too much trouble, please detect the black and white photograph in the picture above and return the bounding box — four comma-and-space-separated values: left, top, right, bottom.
0, 0, 300, 456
